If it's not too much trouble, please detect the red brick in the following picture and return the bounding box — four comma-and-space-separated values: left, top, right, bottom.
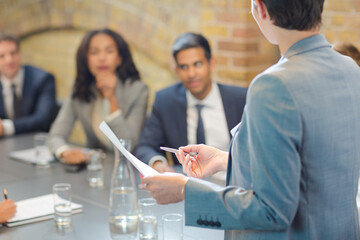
214, 55, 228, 66
232, 27, 260, 39
218, 41, 258, 52
233, 55, 273, 67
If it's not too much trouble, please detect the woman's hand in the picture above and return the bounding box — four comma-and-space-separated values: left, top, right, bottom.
61, 149, 87, 164
176, 144, 228, 179
0, 199, 16, 223
95, 72, 117, 100
95, 72, 119, 113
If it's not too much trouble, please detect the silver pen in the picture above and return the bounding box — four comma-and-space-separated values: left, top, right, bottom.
160, 147, 198, 157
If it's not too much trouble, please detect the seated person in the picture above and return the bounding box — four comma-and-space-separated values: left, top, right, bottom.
333, 42, 360, 66
0, 33, 56, 136
47, 29, 148, 164
135, 33, 247, 173
0, 199, 16, 224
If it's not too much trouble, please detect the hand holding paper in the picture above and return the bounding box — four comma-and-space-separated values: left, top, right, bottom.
99, 121, 159, 177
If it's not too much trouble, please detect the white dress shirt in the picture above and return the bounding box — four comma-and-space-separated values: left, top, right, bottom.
0, 68, 24, 136
149, 82, 230, 167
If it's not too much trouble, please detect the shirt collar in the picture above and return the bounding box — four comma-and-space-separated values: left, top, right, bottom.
282, 34, 331, 60
186, 82, 220, 109
0, 67, 24, 88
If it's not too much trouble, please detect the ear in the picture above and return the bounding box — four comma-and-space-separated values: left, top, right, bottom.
254, 0, 267, 20
209, 57, 216, 72
174, 63, 180, 76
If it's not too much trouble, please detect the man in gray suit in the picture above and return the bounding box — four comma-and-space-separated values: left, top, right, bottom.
143, 0, 360, 239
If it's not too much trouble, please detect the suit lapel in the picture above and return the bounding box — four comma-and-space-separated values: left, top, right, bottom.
219, 84, 235, 138
173, 85, 188, 146
20, 66, 31, 116
0, 82, 6, 118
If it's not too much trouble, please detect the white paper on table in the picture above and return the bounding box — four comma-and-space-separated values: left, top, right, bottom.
9, 148, 55, 165
7, 194, 82, 227
99, 121, 159, 177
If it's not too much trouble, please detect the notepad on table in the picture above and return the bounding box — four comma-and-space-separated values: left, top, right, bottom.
6, 194, 83, 227
9, 148, 55, 165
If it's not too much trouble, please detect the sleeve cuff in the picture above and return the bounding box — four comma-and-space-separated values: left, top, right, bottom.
55, 145, 72, 161
2, 119, 15, 136
105, 109, 122, 122
148, 155, 168, 167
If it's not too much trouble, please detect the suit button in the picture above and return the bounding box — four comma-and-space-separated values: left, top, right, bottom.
203, 220, 209, 226
215, 221, 221, 227
197, 219, 203, 225
209, 220, 215, 226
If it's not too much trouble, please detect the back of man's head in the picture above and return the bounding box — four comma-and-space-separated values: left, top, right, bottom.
172, 33, 211, 63
0, 33, 20, 50
260, 0, 324, 30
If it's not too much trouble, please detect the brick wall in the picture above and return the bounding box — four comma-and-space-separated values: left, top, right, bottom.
0, 0, 359, 142
322, 0, 360, 48
1, 0, 358, 90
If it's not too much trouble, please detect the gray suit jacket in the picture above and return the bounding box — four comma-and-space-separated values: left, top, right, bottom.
48, 79, 148, 154
185, 35, 360, 239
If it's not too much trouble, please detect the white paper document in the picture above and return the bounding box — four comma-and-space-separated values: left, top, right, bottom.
7, 194, 83, 227
99, 121, 159, 177
9, 148, 55, 165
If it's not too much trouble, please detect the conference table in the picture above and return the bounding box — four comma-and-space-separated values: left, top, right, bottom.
0, 133, 224, 240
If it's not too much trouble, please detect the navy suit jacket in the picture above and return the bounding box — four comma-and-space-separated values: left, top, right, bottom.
135, 82, 247, 165
0, 65, 56, 134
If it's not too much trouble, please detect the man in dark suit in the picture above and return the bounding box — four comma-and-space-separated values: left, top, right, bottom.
0, 33, 56, 136
135, 33, 247, 172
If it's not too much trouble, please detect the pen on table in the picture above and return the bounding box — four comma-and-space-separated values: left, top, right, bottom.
160, 147, 198, 157
3, 189, 8, 200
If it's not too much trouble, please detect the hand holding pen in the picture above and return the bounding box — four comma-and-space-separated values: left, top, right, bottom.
0, 189, 16, 224
162, 145, 229, 179
160, 146, 203, 177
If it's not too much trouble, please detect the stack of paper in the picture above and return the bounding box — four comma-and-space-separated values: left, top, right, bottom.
9, 148, 55, 165
6, 194, 82, 227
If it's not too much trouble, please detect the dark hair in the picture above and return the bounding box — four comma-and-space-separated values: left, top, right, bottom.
72, 29, 140, 102
172, 33, 211, 63
333, 42, 360, 67
259, 0, 324, 31
0, 33, 20, 50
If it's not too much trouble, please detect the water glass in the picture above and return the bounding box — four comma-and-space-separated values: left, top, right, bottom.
162, 213, 183, 240
34, 133, 50, 168
53, 183, 72, 228
87, 149, 104, 187
138, 198, 157, 240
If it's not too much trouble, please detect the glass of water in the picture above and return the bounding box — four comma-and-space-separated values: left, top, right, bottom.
34, 133, 50, 168
138, 198, 158, 240
53, 183, 72, 228
162, 213, 183, 240
87, 149, 105, 187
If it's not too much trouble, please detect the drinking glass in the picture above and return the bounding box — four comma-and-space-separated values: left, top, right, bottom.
34, 133, 50, 168
138, 198, 157, 240
53, 183, 72, 228
87, 149, 104, 187
162, 213, 183, 240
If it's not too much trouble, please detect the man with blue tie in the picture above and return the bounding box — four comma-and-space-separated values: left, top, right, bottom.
135, 33, 247, 173
143, 0, 360, 239
0, 33, 56, 136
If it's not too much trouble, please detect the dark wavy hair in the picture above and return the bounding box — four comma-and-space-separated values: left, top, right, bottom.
260, 0, 324, 31
72, 29, 140, 102
172, 33, 211, 64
